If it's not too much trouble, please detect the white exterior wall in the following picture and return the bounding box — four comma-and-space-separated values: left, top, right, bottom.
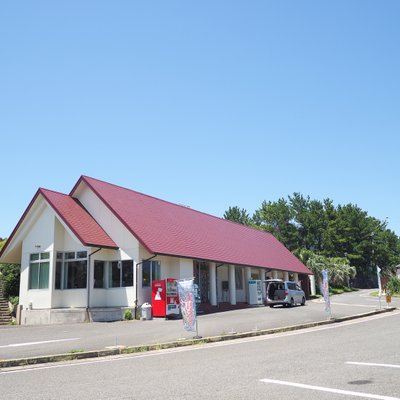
74, 184, 139, 260
74, 184, 140, 307
20, 206, 55, 310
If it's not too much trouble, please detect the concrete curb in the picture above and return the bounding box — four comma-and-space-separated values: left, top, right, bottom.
0, 307, 396, 369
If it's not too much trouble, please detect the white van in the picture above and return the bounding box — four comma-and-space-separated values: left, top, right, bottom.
265, 279, 306, 307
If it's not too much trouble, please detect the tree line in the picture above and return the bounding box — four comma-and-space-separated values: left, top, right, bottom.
224, 193, 400, 288
0, 238, 20, 301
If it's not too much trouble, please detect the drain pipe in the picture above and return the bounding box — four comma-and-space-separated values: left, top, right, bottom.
134, 254, 157, 319
86, 248, 102, 322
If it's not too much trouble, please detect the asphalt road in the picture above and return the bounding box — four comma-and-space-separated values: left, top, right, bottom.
1, 308, 400, 400
0, 289, 397, 361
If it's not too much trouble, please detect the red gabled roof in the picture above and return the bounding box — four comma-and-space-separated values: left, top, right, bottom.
40, 188, 117, 249
72, 176, 311, 274
0, 188, 117, 259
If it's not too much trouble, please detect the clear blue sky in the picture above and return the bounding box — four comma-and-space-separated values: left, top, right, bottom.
1, 1, 399, 238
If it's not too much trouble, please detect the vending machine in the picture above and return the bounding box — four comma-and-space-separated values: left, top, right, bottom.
248, 279, 263, 305
152, 278, 180, 318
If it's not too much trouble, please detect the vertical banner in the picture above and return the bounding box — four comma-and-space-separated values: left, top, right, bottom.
322, 270, 331, 318
376, 266, 382, 309
177, 279, 197, 332
376, 266, 382, 293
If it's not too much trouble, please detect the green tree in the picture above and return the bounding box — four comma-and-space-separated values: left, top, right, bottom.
223, 206, 251, 226
252, 199, 298, 250
0, 239, 20, 299
225, 193, 400, 288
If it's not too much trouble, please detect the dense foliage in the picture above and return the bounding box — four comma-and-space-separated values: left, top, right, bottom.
224, 194, 400, 288
0, 238, 20, 299
386, 276, 400, 295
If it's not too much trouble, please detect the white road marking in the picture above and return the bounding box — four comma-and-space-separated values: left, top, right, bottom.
347, 362, 400, 369
1, 311, 399, 375
330, 302, 377, 308
0, 338, 79, 349
260, 378, 400, 400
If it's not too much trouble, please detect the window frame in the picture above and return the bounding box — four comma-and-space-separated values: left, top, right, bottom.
54, 251, 88, 290
142, 260, 160, 288
29, 252, 50, 290
109, 260, 134, 288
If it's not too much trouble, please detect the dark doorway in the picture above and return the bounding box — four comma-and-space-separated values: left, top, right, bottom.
193, 260, 210, 303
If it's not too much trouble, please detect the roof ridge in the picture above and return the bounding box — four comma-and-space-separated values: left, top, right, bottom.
39, 187, 69, 196
79, 175, 273, 237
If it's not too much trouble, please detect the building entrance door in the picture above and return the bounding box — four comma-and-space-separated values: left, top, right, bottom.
193, 261, 209, 303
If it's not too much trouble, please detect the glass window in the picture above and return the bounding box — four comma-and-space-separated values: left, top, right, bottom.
109, 260, 134, 288
29, 263, 40, 289
29, 252, 50, 289
110, 261, 121, 288
122, 260, 133, 287
142, 260, 160, 287
94, 261, 106, 289
30, 253, 39, 261
55, 261, 62, 290
77, 251, 87, 259
65, 252, 75, 260
55, 251, 88, 289
152, 261, 160, 281
66, 260, 87, 289
142, 262, 150, 287
38, 262, 49, 288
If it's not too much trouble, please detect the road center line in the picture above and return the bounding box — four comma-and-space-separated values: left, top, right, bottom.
347, 362, 400, 369
260, 378, 400, 400
0, 338, 79, 349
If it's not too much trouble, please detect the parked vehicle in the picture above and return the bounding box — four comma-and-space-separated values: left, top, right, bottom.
265, 279, 306, 307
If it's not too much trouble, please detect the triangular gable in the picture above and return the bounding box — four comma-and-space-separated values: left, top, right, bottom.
0, 188, 117, 263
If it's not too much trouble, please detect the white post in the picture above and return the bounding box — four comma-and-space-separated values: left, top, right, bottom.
284, 271, 289, 281
209, 262, 217, 306
228, 264, 236, 305
293, 273, 299, 283
309, 275, 316, 296
259, 268, 266, 300
272, 270, 278, 279
245, 267, 252, 303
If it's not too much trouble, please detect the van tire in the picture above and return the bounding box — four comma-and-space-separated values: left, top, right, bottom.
290, 298, 295, 307
301, 297, 306, 306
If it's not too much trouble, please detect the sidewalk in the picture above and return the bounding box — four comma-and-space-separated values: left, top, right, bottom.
0, 292, 397, 368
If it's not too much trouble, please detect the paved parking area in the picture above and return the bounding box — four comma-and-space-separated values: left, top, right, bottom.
0, 290, 397, 361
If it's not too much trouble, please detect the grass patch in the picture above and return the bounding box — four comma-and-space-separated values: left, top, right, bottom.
67, 349, 85, 354
370, 291, 399, 297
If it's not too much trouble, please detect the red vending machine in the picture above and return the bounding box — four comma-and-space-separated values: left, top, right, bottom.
152, 278, 180, 318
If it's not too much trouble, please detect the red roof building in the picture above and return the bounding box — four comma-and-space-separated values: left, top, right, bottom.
0, 176, 312, 325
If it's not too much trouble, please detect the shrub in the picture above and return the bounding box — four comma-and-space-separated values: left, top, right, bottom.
386, 276, 400, 295
123, 309, 133, 320
0, 264, 20, 299
9, 296, 19, 306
